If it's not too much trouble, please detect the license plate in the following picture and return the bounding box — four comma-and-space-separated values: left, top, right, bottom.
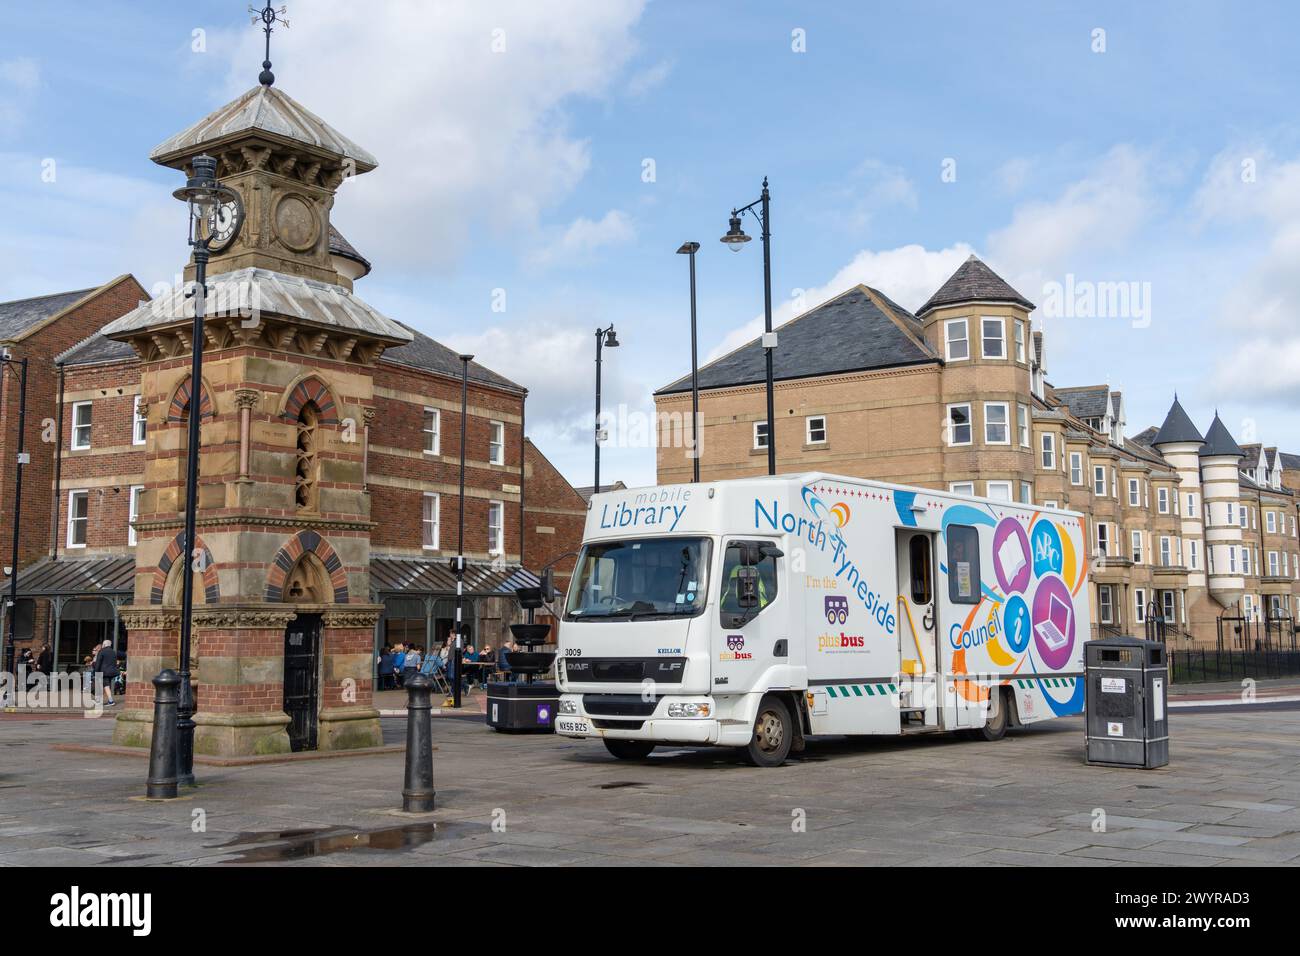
555, 718, 591, 735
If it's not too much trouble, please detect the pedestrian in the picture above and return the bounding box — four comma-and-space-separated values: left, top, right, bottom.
392, 643, 407, 688
81, 655, 95, 694
36, 643, 52, 675
377, 644, 396, 691
496, 640, 513, 682
92, 639, 119, 706
402, 644, 422, 684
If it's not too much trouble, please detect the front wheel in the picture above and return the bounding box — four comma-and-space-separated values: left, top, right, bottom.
959, 690, 1008, 741
604, 738, 655, 761
744, 695, 793, 767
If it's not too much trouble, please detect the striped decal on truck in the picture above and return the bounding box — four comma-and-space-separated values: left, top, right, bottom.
1013, 677, 1078, 690
826, 683, 897, 699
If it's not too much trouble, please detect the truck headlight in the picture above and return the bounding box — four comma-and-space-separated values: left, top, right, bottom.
558, 699, 579, 715
667, 702, 711, 718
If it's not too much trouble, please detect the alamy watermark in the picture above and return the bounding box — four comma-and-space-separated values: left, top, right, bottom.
1041, 274, 1151, 329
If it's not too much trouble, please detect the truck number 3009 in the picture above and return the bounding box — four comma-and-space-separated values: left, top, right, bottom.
564, 648, 582, 657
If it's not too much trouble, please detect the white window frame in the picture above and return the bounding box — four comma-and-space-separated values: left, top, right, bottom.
66, 490, 89, 549
1186, 492, 1196, 517
1098, 585, 1113, 624
488, 500, 504, 555
1160, 536, 1172, 567
1014, 320, 1026, 363
1019, 481, 1033, 504
1134, 588, 1146, 624
1189, 539, 1199, 570
421, 493, 440, 550
1070, 452, 1083, 486
983, 402, 1010, 445
1266, 511, 1277, 534
1093, 465, 1106, 496
488, 420, 505, 465
422, 408, 441, 456
1096, 521, 1110, 555
986, 480, 1013, 502
805, 415, 827, 445
1269, 551, 1280, 576
1127, 478, 1139, 507
752, 421, 769, 449
1131, 530, 1143, 564
128, 485, 144, 547
946, 404, 972, 446
980, 317, 1006, 359
943, 318, 969, 361
1018, 405, 1030, 447
71, 401, 92, 450
1241, 547, 1251, 576
132, 396, 147, 446
1040, 432, 1056, 470
1157, 487, 1169, 514
948, 482, 975, 496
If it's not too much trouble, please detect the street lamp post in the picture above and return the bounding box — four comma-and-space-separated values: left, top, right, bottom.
721, 177, 776, 477
452, 353, 473, 710
159, 154, 243, 789
593, 324, 619, 494
1, 352, 28, 691
675, 243, 701, 483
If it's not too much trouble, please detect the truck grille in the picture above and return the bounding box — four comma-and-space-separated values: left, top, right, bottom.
582, 694, 659, 717
564, 658, 686, 683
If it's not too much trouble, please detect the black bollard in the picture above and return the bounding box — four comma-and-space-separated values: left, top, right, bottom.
402, 673, 436, 812
145, 669, 181, 800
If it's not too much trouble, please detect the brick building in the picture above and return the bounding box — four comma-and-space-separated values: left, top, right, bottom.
654, 256, 1300, 648
0, 79, 584, 754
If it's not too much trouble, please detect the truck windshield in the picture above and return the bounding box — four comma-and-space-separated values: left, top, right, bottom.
565, 537, 712, 620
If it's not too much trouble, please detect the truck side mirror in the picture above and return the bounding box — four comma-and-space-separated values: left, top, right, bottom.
736, 566, 760, 608
541, 567, 556, 603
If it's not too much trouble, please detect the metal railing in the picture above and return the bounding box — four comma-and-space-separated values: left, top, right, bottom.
1169, 648, 1300, 684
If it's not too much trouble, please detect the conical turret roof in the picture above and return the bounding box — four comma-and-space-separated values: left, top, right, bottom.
917, 254, 1034, 316
1152, 395, 1204, 446
1200, 413, 1244, 459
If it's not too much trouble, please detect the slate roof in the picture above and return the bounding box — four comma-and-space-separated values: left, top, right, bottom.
916, 255, 1034, 316
1152, 395, 1204, 445
1200, 413, 1245, 458
56, 332, 136, 367
656, 285, 937, 395
150, 85, 378, 171
382, 326, 524, 394
574, 482, 625, 504
1052, 385, 1111, 421
1280, 452, 1300, 471
1240, 443, 1263, 470
0, 287, 96, 341
1110, 391, 1122, 417
1131, 426, 1159, 448
328, 225, 371, 276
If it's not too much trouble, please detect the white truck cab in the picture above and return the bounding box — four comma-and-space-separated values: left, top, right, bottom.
555, 474, 1089, 766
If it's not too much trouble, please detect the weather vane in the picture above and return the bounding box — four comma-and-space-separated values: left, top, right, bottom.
249, 3, 289, 87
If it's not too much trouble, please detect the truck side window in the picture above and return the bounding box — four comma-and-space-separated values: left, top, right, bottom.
720, 541, 778, 627
909, 535, 932, 604
947, 525, 980, 604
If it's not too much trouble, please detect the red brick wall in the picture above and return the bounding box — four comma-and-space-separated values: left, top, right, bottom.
0, 276, 146, 569
56, 361, 147, 552
522, 439, 587, 591
367, 361, 525, 558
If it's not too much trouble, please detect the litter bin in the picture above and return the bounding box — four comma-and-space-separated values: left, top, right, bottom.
1084, 636, 1169, 769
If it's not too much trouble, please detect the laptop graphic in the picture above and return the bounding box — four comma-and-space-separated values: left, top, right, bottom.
1034, 594, 1073, 651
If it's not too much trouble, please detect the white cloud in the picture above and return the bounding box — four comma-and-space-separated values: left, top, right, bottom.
705, 243, 974, 362
987, 145, 1154, 278
524, 209, 635, 271
627, 58, 673, 96
0, 57, 40, 131
215, 0, 648, 274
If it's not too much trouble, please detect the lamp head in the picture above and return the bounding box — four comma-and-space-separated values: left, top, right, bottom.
603, 328, 620, 348
720, 213, 750, 252
174, 154, 243, 250
676, 241, 700, 255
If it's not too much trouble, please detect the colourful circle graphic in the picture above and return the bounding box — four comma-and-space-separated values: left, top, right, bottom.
1030, 574, 1076, 670
1003, 595, 1031, 654
992, 517, 1032, 595
1030, 521, 1064, 579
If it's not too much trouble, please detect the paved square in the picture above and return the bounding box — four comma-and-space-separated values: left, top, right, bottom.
1, 705, 1298, 866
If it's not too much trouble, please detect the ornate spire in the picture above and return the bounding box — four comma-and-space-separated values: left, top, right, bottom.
250, 2, 289, 87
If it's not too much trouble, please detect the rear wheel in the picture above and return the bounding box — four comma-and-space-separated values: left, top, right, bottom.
603, 738, 655, 761
744, 695, 793, 767
959, 690, 1008, 741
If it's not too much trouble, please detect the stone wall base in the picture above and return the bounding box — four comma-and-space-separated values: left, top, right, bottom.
193, 711, 292, 757
318, 706, 383, 751
111, 709, 156, 749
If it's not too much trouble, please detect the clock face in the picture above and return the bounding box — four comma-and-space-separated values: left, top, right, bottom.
207, 194, 244, 252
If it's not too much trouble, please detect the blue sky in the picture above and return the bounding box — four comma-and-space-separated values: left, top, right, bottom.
4, 1, 1300, 486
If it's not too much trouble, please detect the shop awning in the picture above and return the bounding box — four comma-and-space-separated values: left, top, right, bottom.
1, 556, 135, 598
369, 556, 538, 598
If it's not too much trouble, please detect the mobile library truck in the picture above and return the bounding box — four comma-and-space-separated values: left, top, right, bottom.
554, 474, 1089, 766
